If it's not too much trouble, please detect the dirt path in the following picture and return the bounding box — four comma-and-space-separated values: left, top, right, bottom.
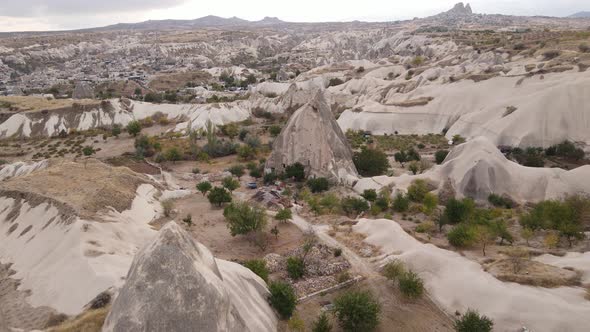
291, 213, 454, 332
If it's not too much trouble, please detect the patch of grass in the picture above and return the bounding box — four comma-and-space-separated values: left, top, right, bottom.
48, 307, 109, 332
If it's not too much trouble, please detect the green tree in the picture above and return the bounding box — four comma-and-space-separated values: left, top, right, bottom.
447, 224, 476, 247
275, 208, 293, 223
196, 181, 212, 195
126, 120, 142, 137
164, 147, 182, 163
398, 270, 424, 299
341, 197, 369, 217
207, 187, 232, 207
444, 198, 475, 224
243, 259, 269, 282
454, 310, 493, 332
221, 123, 239, 140
237, 144, 256, 160
268, 281, 297, 319
435, 150, 449, 164
312, 312, 333, 332
286, 256, 305, 279
307, 177, 330, 193
392, 193, 410, 212
423, 193, 438, 215
82, 146, 95, 156
222, 176, 240, 192
408, 161, 419, 175
333, 290, 381, 332
228, 164, 246, 178
269, 125, 282, 137
223, 202, 267, 236
353, 147, 390, 177
407, 179, 429, 202
111, 124, 122, 137
362, 189, 378, 202
285, 163, 306, 181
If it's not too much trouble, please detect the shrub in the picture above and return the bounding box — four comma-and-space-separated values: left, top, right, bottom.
207, 187, 232, 207
392, 193, 410, 212
196, 181, 212, 195
333, 248, 343, 257
487, 194, 514, 209
328, 78, 345, 87
353, 147, 390, 177
408, 161, 420, 175
422, 193, 438, 215
285, 162, 306, 181
444, 198, 475, 224
192, 168, 200, 174
134, 135, 160, 158
222, 176, 240, 192
286, 256, 305, 279
111, 124, 122, 137
415, 221, 435, 233
312, 312, 333, 332
407, 179, 429, 202
249, 167, 263, 178
269, 125, 282, 137
82, 146, 95, 156
161, 200, 174, 217
164, 147, 182, 163
268, 281, 297, 319
543, 50, 560, 60
341, 197, 370, 216
243, 259, 269, 282
275, 208, 293, 222
126, 121, 142, 137
308, 177, 330, 193
237, 145, 256, 160
362, 189, 378, 202
228, 164, 245, 178
447, 224, 476, 247
182, 214, 192, 227
223, 201, 267, 236
454, 309, 494, 332
333, 290, 381, 332
435, 150, 449, 164
398, 270, 424, 299
382, 260, 405, 281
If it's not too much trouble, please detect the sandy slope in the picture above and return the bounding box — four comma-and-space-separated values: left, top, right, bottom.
355, 218, 590, 332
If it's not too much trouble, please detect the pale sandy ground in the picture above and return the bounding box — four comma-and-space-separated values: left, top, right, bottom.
355, 218, 590, 332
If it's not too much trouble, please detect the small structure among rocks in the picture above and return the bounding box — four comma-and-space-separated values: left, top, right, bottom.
265, 91, 358, 185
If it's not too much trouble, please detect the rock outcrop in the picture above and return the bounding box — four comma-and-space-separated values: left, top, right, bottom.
102, 222, 277, 332
72, 81, 95, 99
265, 91, 358, 184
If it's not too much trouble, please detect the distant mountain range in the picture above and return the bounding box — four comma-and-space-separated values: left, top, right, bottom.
568, 11, 590, 18
93, 15, 288, 31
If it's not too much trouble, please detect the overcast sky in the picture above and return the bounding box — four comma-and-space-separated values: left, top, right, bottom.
0, 0, 588, 32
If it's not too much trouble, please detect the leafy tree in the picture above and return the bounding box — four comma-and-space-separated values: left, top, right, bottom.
362, 189, 378, 202
521, 228, 534, 246
243, 259, 269, 282
408, 161, 419, 175
492, 219, 514, 245
341, 197, 369, 217
487, 194, 515, 209
221, 123, 239, 140
407, 179, 429, 202
164, 147, 182, 163
354, 147, 390, 177
237, 145, 256, 160
406, 148, 421, 161
207, 187, 232, 207
269, 125, 282, 137
398, 270, 424, 299
268, 281, 297, 319
228, 164, 246, 178
444, 198, 475, 224
82, 146, 95, 156
473, 225, 496, 256
275, 208, 293, 223
394, 151, 408, 165
312, 312, 333, 332
285, 163, 306, 182
435, 150, 449, 164
222, 176, 240, 192
392, 193, 410, 212
144, 92, 162, 103
286, 256, 305, 279
223, 202, 267, 236
126, 120, 142, 137
307, 177, 330, 193
447, 223, 476, 247
196, 181, 212, 195
333, 290, 380, 332
134, 135, 160, 158
454, 310, 493, 332
423, 193, 438, 215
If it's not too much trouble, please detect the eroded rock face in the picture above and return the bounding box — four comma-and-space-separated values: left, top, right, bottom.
72, 81, 95, 99
265, 91, 358, 184
102, 222, 276, 332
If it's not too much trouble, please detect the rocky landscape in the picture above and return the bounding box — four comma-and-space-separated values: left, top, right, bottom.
1, 2, 590, 332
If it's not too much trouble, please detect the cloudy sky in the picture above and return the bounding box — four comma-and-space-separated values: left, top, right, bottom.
0, 0, 588, 32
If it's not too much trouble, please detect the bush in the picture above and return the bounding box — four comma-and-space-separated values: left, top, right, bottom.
161, 200, 174, 217
333, 248, 343, 257
444, 198, 475, 224
392, 193, 410, 212
286, 256, 305, 279
111, 124, 122, 137
134, 135, 160, 158
353, 147, 390, 177
82, 146, 95, 156
328, 78, 345, 87
223, 202, 267, 236
312, 312, 333, 332
222, 176, 240, 192
454, 309, 494, 332
398, 270, 424, 299
435, 150, 450, 164
207, 187, 232, 207
182, 214, 192, 227
268, 281, 297, 319
285, 162, 306, 181
362, 189, 378, 202
164, 147, 182, 162
408, 161, 419, 175
249, 167, 263, 178
126, 121, 142, 137
237, 145, 256, 160
308, 177, 330, 193
196, 181, 212, 195
382, 260, 405, 281
243, 259, 269, 282
269, 125, 282, 137
415, 221, 435, 233
228, 164, 245, 178
333, 290, 380, 332
447, 224, 476, 247
341, 197, 370, 216
487, 194, 514, 209
275, 208, 293, 222
423, 193, 438, 215
407, 179, 429, 202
